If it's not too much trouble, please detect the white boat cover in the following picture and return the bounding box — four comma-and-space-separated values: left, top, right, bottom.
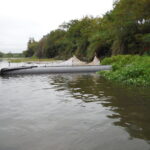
87, 56, 100, 65
60, 55, 100, 66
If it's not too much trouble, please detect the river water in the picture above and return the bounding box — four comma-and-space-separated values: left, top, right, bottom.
0, 61, 150, 150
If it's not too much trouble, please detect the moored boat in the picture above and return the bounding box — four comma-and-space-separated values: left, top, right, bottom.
0, 65, 111, 75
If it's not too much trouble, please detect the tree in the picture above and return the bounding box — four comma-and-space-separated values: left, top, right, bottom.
23, 0, 150, 59
24, 38, 39, 57
0, 51, 3, 58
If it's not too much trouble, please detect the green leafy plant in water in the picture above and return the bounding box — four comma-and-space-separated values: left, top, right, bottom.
99, 55, 150, 86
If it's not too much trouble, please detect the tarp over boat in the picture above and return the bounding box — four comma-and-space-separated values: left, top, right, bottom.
60, 55, 100, 66
60, 56, 86, 66
87, 56, 100, 65
0, 56, 107, 75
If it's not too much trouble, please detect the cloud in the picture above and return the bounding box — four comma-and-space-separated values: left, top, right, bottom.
0, 0, 113, 53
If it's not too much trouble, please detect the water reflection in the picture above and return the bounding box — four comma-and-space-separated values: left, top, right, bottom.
49, 74, 150, 142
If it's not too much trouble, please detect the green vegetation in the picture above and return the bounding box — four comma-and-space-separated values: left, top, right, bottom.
99, 55, 150, 86
8, 58, 55, 63
0, 51, 23, 58
0, 51, 3, 58
23, 0, 150, 60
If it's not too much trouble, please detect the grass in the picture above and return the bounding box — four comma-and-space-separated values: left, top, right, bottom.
7, 58, 56, 63
99, 55, 150, 86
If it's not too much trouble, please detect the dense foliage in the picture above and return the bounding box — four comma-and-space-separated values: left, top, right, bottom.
0, 51, 3, 58
0, 51, 23, 58
24, 0, 150, 60
100, 55, 150, 86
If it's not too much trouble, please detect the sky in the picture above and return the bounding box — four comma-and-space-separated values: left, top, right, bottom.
0, 0, 114, 53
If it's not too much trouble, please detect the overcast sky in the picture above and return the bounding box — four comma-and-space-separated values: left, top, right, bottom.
0, 0, 113, 53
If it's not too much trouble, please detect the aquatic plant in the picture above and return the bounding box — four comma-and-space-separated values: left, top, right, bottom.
99, 55, 150, 86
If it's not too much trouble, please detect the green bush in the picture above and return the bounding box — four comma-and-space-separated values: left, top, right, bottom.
99, 55, 150, 86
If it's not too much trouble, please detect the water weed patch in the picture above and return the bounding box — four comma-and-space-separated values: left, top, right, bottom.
99, 55, 150, 86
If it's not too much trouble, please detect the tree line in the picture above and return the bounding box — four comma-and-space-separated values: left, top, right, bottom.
24, 0, 150, 61
0, 51, 23, 58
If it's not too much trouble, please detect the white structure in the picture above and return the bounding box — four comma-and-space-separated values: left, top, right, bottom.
60, 55, 100, 66
88, 56, 100, 65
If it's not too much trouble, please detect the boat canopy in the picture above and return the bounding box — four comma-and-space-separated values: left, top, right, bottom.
61, 56, 100, 66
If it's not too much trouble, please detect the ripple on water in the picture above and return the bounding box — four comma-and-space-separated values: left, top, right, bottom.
0, 70, 150, 150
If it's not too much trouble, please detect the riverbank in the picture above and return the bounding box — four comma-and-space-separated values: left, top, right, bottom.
7, 58, 55, 63
99, 55, 150, 86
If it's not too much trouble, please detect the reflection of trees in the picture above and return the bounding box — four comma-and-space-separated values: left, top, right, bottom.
49, 74, 113, 102
49, 74, 150, 142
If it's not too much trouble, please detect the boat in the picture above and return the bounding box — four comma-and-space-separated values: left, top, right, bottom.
0, 56, 111, 75
0, 65, 111, 75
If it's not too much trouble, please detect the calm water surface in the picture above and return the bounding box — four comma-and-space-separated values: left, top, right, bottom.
0, 63, 150, 150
